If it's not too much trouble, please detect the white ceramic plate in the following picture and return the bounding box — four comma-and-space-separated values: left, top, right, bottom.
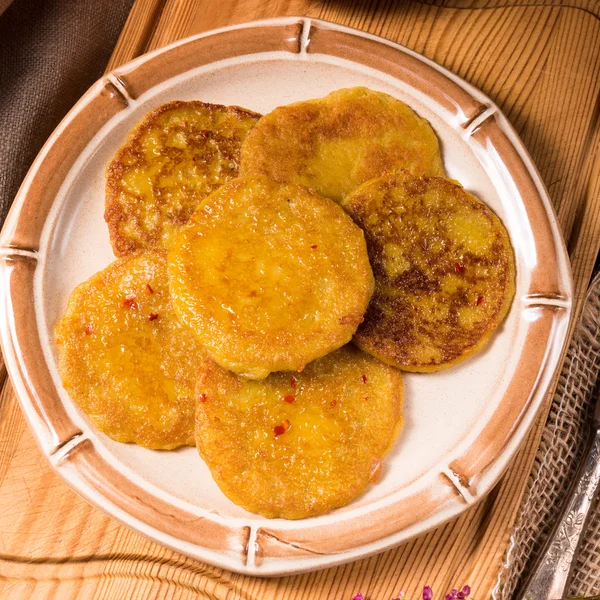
0, 17, 572, 575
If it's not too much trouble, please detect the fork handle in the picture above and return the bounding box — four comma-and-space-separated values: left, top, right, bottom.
519, 427, 600, 600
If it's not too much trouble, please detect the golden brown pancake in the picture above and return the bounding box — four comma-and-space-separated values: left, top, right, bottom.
105, 100, 261, 256
239, 87, 444, 203
195, 346, 403, 519
55, 250, 205, 449
341, 175, 516, 371
168, 175, 374, 379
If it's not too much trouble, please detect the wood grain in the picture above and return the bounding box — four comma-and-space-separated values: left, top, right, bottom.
1, 1, 599, 599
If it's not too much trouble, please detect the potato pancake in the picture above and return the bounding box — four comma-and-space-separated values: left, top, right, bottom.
55, 250, 205, 449
168, 175, 374, 379
239, 87, 444, 203
342, 175, 516, 371
195, 346, 403, 519
105, 100, 261, 256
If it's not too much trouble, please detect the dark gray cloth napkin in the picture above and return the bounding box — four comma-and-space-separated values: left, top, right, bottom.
0, 0, 134, 224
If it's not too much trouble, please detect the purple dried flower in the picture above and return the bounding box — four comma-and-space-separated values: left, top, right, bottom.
462, 586, 471, 597
352, 594, 364, 600
423, 585, 434, 600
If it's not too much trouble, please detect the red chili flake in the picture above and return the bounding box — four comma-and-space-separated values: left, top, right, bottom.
477, 295, 485, 306
364, 396, 370, 401
290, 376, 297, 390
362, 374, 367, 384
330, 399, 337, 407
84, 324, 93, 336
283, 395, 295, 404
146, 283, 154, 294
454, 262, 465, 274
311, 244, 318, 249
274, 419, 291, 437
149, 313, 159, 321
199, 393, 207, 402
121, 297, 138, 309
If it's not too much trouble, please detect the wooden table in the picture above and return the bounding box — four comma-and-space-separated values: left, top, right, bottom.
1, 1, 599, 599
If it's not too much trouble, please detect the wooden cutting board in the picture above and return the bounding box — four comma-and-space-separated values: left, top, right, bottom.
1, 1, 600, 599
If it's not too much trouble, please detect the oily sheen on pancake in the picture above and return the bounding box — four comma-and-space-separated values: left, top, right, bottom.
55, 250, 205, 449
168, 175, 374, 379
240, 87, 444, 203
105, 100, 261, 256
342, 175, 516, 371
195, 346, 403, 519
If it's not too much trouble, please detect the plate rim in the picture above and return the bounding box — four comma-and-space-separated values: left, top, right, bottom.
0, 16, 573, 575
